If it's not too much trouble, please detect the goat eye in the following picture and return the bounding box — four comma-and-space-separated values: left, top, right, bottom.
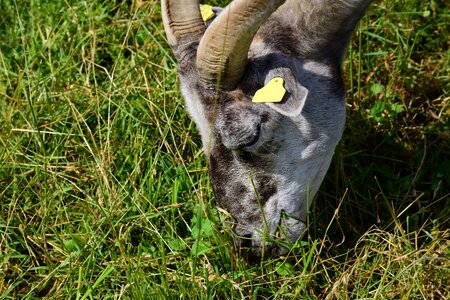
241, 123, 261, 149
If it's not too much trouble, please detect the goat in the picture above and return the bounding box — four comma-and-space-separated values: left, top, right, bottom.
161, 0, 372, 256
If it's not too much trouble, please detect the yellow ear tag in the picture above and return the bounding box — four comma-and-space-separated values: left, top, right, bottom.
200, 5, 215, 22
252, 77, 286, 103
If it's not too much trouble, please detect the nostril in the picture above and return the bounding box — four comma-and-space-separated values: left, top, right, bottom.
237, 234, 253, 248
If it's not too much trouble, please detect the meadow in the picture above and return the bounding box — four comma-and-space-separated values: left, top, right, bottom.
0, 0, 449, 298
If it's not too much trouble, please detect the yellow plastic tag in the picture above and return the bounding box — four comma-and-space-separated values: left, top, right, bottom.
200, 5, 215, 22
252, 77, 286, 103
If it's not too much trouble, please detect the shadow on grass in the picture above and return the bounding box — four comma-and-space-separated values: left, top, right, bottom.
313, 108, 449, 255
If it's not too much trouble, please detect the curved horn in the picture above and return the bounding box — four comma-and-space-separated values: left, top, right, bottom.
196, 0, 286, 89
161, 0, 205, 63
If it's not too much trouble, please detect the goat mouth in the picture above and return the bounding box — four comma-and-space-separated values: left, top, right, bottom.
234, 229, 305, 259
237, 239, 291, 260
231, 211, 307, 258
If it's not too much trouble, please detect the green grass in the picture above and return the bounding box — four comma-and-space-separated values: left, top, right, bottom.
0, 0, 449, 298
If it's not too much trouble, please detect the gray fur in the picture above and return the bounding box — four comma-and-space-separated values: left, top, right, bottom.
163, 0, 372, 256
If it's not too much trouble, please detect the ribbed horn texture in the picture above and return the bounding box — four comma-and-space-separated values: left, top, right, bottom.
196, 0, 286, 90
161, 0, 205, 63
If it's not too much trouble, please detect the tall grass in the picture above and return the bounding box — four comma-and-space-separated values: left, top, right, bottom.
1, 0, 449, 298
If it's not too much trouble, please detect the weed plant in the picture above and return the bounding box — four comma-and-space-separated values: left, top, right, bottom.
0, 0, 449, 299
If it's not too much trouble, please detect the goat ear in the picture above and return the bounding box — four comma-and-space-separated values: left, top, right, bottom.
263, 68, 308, 118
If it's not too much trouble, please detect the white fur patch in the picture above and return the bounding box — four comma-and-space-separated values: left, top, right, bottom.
303, 61, 333, 78
179, 80, 212, 155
